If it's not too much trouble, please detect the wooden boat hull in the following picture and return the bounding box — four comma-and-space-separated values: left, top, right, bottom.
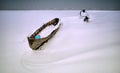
27, 18, 61, 50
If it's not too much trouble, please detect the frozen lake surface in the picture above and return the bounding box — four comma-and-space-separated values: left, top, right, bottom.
0, 10, 120, 73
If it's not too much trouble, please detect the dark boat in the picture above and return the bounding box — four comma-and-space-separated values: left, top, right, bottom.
27, 18, 61, 50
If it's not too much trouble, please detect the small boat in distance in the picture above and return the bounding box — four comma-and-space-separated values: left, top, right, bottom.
27, 18, 61, 50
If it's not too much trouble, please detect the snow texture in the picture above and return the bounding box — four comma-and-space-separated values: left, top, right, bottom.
0, 10, 120, 73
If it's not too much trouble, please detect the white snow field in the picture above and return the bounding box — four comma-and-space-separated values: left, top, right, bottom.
0, 10, 120, 73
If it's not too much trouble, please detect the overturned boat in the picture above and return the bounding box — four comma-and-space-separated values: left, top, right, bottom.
27, 18, 61, 50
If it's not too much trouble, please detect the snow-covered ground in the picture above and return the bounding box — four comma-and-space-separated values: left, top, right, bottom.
0, 10, 120, 73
